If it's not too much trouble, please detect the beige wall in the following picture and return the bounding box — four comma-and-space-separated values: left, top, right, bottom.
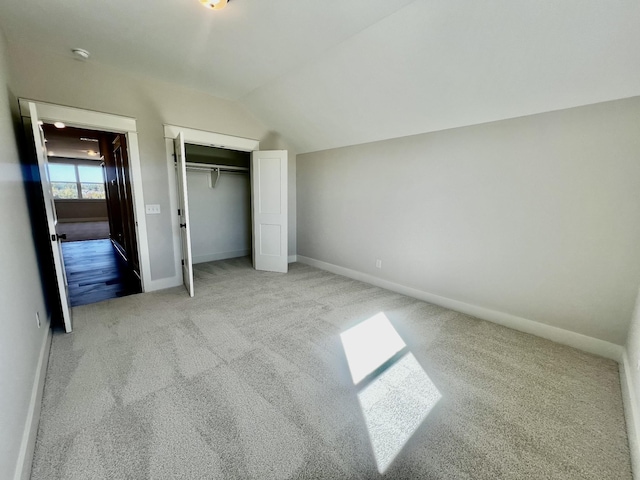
625, 289, 640, 475
7, 43, 296, 281
0, 32, 50, 478
297, 97, 640, 345
187, 170, 251, 264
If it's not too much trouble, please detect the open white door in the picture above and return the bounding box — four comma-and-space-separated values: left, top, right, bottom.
174, 132, 194, 297
251, 150, 288, 273
28, 102, 73, 332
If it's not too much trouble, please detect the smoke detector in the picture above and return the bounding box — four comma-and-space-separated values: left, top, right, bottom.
71, 48, 90, 61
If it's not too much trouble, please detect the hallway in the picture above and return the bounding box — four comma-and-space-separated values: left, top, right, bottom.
62, 239, 139, 306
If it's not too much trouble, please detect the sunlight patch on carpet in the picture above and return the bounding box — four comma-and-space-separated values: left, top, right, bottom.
341, 313, 441, 473
340, 312, 406, 384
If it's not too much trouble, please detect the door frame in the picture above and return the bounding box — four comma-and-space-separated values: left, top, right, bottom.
163, 125, 259, 286
173, 132, 194, 297
20, 99, 152, 292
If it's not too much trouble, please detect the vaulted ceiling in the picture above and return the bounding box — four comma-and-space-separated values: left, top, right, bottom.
1, 0, 639, 153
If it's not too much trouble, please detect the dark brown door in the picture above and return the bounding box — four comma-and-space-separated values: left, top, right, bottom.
101, 133, 141, 291
102, 134, 122, 246
112, 135, 140, 277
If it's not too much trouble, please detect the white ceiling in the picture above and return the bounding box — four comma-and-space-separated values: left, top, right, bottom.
1, 0, 639, 153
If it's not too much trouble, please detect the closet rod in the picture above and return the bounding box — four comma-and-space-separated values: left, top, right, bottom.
187, 167, 247, 174
185, 161, 248, 172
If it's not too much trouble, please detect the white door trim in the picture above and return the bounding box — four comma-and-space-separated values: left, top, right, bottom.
19, 99, 152, 293
19, 99, 136, 132
174, 132, 194, 297
165, 138, 183, 290
163, 124, 259, 152
164, 125, 260, 284
27, 102, 73, 331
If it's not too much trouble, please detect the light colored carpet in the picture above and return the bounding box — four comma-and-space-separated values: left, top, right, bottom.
31, 257, 631, 479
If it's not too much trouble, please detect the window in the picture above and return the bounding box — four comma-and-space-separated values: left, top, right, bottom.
48, 162, 105, 199
78, 165, 106, 199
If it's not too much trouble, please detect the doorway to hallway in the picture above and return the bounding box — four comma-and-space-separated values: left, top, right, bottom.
21, 99, 150, 333
41, 124, 142, 308
62, 239, 137, 306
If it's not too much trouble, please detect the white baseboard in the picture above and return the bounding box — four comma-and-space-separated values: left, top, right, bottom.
296, 255, 623, 361
193, 250, 250, 265
14, 325, 52, 480
146, 274, 182, 292
147, 254, 297, 292
621, 350, 640, 479
146, 251, 294, 292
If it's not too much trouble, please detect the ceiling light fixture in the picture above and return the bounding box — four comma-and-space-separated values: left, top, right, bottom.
87, 150, 98, 157
53, 122, 66, 129
71, 48, 90, 61
200, 0, 229, 10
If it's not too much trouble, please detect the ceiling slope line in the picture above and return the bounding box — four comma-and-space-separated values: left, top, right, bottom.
236, 0, 421, 103
296, 93, 640, 155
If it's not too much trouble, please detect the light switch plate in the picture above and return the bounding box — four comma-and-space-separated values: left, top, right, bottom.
145, 204, 161, 215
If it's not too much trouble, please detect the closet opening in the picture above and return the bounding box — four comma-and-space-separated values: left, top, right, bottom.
168, 124, 288, 297
184, 143, 252, 266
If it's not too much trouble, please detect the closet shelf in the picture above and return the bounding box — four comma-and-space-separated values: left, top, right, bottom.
184, 162, 249, 188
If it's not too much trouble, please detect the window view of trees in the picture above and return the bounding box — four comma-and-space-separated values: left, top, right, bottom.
51, 182, 80, 199
81, 183, 106, 199
48, 162, 106, 200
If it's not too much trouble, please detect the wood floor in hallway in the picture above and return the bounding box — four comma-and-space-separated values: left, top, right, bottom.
62, 239, 138, 306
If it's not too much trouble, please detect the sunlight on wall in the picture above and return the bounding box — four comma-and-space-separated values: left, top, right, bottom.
341, 313, 441, 473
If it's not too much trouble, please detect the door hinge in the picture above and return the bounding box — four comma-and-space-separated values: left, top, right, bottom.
178, 209, 181, 216
181, 259, 184, 266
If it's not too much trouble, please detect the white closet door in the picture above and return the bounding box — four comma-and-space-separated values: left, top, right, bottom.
28, 102, 73, 332
251, 150, 288, 273
174, 132, 194, 297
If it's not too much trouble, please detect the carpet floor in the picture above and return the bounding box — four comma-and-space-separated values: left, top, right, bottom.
31, 258, 631, 479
